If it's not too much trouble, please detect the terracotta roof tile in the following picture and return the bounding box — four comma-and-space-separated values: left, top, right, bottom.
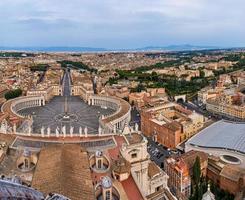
31, 144, 95, 200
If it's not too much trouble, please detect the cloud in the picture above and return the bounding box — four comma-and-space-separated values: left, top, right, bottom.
0, 0, 244, 48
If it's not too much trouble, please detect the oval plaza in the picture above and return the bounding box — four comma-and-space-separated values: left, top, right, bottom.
0, 70, 131, 138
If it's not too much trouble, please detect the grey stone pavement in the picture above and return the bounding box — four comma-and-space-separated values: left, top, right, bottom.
18, 96, 114, 134
18, 70, 114, 134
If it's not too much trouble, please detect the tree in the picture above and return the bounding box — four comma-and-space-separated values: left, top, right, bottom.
5, 89, 22, 100
151, 71, 158, 81
199, 70, 205, 78
193, 156, 201, 186
136, 83, 145, 92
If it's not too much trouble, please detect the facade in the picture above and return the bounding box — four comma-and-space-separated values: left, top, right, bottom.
206, 98, 245, 120
120, 132, 174, 199
27, 85, 62, 101
205, 86, 245, 120
164, 157, 191, 199
197, 87, 223, 105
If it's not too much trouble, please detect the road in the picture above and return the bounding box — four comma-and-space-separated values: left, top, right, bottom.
178, 100, 208, 116
146, 137, 181, 168
130, 107, 141, 128
63, 69, 71, 97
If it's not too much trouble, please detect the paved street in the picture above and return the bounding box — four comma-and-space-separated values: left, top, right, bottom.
146, 137, 181, 168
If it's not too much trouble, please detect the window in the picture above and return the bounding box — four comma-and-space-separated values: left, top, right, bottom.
105, 190, 111, 200
156, 186, 162, 192
131, 153, 137, 158
98, 159, 102, 169
24, 158, 29, 168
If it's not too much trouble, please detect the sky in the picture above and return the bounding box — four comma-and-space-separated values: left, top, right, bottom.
0, 0, 244, 49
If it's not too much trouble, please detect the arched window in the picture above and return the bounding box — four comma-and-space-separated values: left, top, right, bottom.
24, 158, 29, 169
105, 190, 111, 200
98, 159, 102, 169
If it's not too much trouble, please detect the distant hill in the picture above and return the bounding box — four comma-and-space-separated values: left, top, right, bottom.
0, 44, 225, 53
0, 46, 107, 52
135, 44, 220, 51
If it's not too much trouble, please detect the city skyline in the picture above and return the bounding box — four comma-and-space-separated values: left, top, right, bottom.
0, 0, 245, 49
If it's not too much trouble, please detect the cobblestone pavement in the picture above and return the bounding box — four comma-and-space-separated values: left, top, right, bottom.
19, 96, 115, 134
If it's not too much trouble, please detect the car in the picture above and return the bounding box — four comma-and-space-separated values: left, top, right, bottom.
171, 150, 179, 155
156, 153, 164, 159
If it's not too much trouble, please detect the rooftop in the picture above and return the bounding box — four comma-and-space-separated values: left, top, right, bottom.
0, 179, 44, 200
31, 144, 94, 200
220, 165, 245, 182
124, 133, 144, 145
186, 120, 245, 154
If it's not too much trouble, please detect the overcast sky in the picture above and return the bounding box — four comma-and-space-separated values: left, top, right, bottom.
0, 0, 244, 48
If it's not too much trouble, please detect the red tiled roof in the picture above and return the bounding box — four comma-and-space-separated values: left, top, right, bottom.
108, 136, 126, 160
121, 175, 143, 200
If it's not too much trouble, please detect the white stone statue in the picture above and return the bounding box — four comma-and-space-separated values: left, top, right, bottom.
84, 126, 88, 137
62, 126, 66, 137
70, 126, 74, 136
56, 127, 60, 137
13, 123, 16, 134
135, 123, 139, 132
79, 127, 83, 137
47, 127, 51, 137
0, 120, 7, 134
41, 126, 45, 137
28, 126, 32, 136
98, 126, 102, 136
113, 125, 117, 134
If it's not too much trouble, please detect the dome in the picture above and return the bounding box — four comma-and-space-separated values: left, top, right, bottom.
202, 185, 215, 200
101, 176, 112, 189
95, 150, 103, 157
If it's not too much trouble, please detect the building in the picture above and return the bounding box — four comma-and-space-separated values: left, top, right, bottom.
0, 128, 177, 200
206, 87, 245, 120
164, 151, 208, 200
185, 120, 245, 168
197, 87, 223, 105
164, 157, 191, 199
120, 133, 171, 199
71, 70, 94, 102
141, 102, 204, 148
27, 85, 62, 101
104, 84, 130, 99
203, 69, 214, 77
129, 88, 167, 110
207, 156, 245, 197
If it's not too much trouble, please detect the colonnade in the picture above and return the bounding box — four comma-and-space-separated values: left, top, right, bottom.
89, 95, 131, 134
11, 96, 45, 114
